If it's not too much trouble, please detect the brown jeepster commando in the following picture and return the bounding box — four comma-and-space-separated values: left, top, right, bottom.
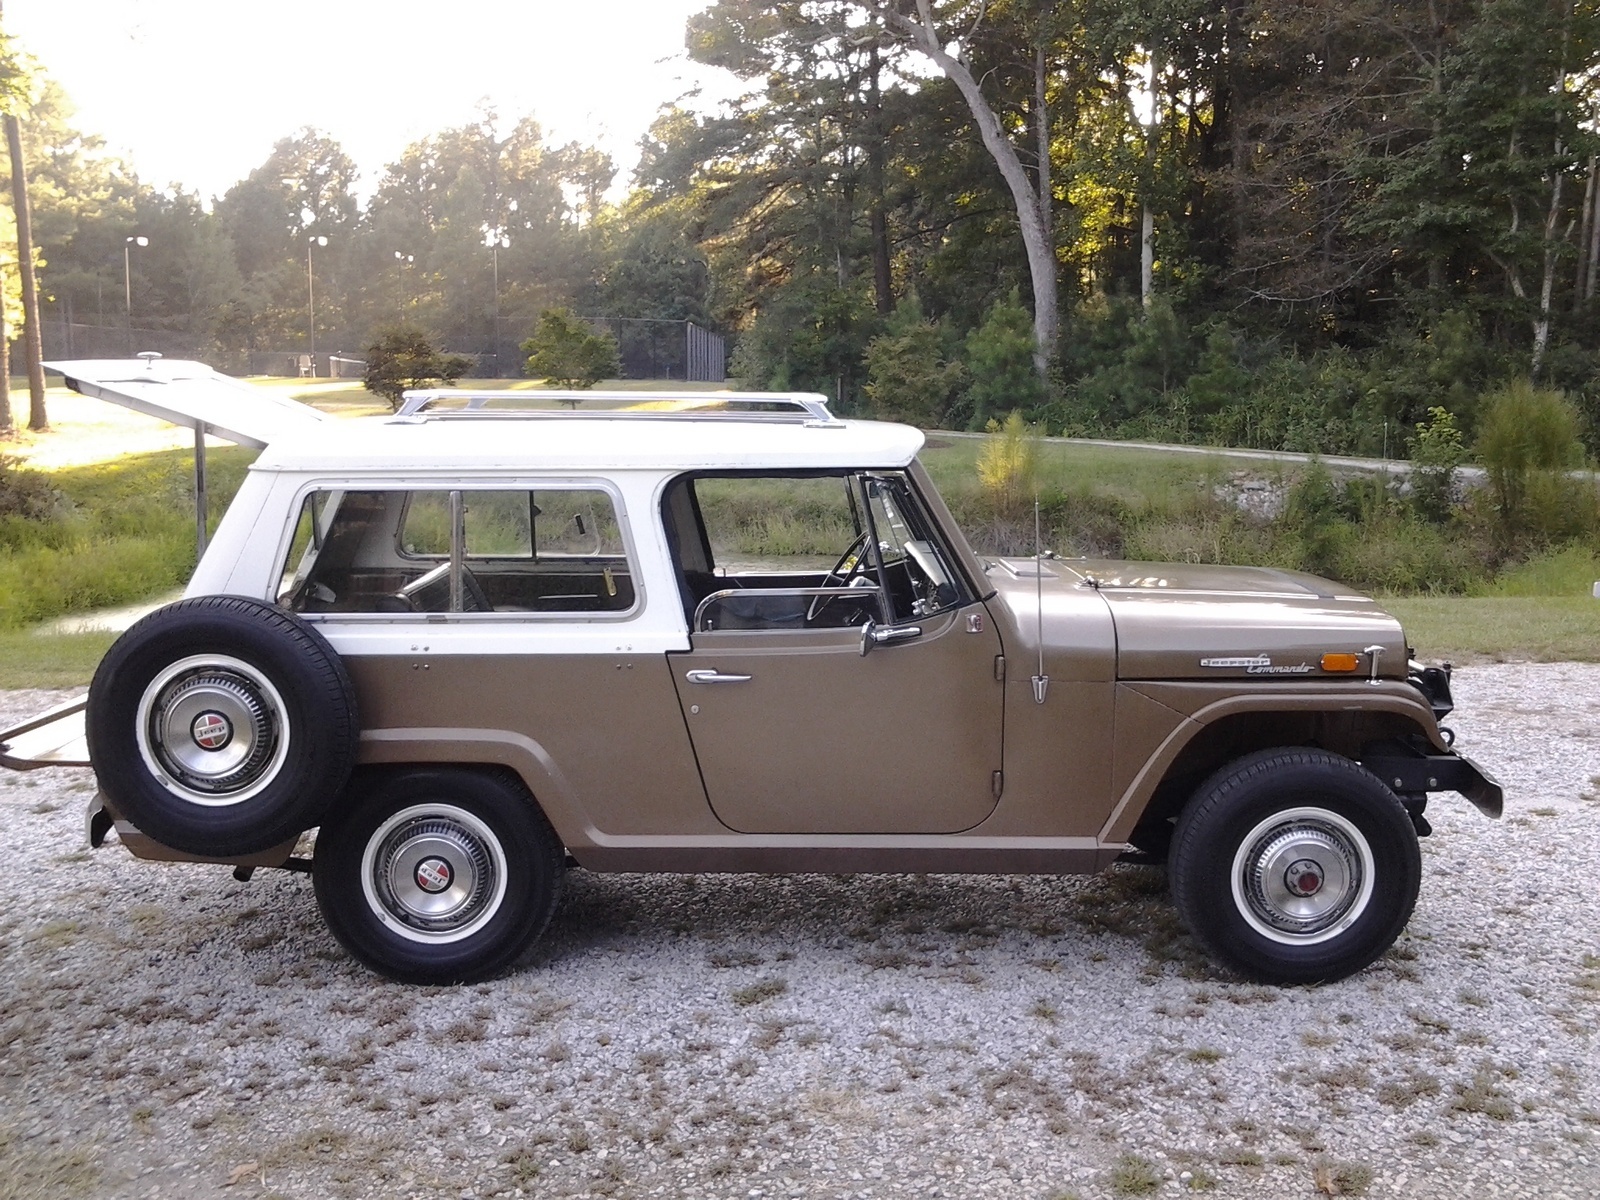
1, 359, 1502, 986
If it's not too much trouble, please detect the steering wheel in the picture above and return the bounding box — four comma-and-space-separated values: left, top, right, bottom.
807, 530, 874, 623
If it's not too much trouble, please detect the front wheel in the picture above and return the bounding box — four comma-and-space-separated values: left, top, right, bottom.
1169, 748, 1420, 985
313, 768, 565, 984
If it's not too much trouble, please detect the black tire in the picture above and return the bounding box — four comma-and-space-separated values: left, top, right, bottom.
312, 768, 565, 985
86, 595, 358, 857
1169, 748, 1421, 985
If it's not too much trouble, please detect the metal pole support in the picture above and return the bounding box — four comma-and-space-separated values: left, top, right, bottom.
194, 422, 208, 562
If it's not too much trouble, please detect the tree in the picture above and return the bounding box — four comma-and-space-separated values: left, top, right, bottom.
214, 128, 358, 350
363, 327, 470, 411
0, 25, 43, 428
1473, 381, 1585, 533
864, 294, 966, 425
883, 0, 1059, 375
522, 308, 619, 398
965, 291, 1043, 427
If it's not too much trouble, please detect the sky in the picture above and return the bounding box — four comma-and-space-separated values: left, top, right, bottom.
5, 0, 746, 203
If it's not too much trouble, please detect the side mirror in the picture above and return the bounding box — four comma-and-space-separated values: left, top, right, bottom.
859, 619, 923, 656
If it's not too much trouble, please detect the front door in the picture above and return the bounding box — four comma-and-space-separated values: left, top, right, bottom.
670, 605, 1004, 834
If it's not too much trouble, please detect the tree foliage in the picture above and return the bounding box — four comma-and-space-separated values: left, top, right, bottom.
864, 294, 966, 425
362, 327, 470, 411
521, 308, 619, 396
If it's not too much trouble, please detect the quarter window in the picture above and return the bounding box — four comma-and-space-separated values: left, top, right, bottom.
278, 487, 634, 615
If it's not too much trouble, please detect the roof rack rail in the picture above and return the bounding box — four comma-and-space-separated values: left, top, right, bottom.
394, 389, 840, 425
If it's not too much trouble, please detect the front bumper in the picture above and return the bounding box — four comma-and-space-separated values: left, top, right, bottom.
1361, 744, 1504, 818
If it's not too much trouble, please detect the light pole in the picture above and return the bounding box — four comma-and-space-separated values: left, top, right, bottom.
124, 235, 148, 351
484, 227, 509, 371
393, 250, 413, 320
307, 235, 328, 364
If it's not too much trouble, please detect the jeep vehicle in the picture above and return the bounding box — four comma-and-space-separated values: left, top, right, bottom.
1, 359, 1501, 986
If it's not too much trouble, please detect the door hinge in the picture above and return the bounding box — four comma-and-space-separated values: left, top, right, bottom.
993, 654, 1006, 683
991, 770, 1004, 800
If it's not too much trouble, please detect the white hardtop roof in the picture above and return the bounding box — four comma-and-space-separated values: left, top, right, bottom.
43, 358, 924, 472
252, 411, 925, 474
44, 357, 328, 449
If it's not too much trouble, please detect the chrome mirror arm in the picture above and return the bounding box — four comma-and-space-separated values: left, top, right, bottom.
859, 620, 923, 656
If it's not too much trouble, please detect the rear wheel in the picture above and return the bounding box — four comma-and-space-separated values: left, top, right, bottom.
313, 768, 564, 984
1169, 748, 1420, 985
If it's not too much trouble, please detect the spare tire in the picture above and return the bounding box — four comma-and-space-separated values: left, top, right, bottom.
87, 596, 359, 857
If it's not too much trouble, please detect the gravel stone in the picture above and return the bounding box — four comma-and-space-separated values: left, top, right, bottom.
0, 664, 1597, 1199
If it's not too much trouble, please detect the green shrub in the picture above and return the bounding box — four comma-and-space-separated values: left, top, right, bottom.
0, 454, 59, 522
864, 295, 966, 425
522, 308, 621, 396
1408, 407, 1467, 522
965, 290, 1043, 427
1282, 461, 1351, 579
1329, 516, 1484, 594
364, 326, 471, 411
1474, 382, 1586, 535
0, 446, 253, 629
976, 411, 1041, 519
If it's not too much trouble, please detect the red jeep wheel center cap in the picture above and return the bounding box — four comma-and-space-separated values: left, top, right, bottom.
415, 857, 453, 893
1284, 858, 1324, 897
190, 711, 233, 751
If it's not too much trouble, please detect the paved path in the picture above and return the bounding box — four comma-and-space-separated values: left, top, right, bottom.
931, 429, 1487, 479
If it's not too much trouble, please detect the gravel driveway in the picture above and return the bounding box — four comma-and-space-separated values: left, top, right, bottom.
2, 664, 1597, 1200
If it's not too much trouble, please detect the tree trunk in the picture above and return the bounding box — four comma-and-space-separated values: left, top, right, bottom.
890, 0, 1058, 374
0, 299, 10, 434
1574, 156, 1595, 309
1141, 47, 1160, 311
1587, 160, 1600, 301
867, 35, 893, 315
1531, 159, 1563, 377
1141, 208, 1155, 309
1533, 15, 1574, 379
1035, 41, 1052, 258
4, 112, 44, 430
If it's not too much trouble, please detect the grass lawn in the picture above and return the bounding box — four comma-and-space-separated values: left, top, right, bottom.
0, 630, 117, 689
1387, 596, 1600, 664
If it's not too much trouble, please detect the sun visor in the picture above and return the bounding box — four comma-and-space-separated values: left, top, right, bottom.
44, 357, 328, 449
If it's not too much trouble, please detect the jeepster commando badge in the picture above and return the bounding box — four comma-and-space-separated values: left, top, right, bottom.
1200, 655, 1315, 675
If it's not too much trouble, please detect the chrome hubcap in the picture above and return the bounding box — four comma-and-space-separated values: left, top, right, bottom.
135, 656, 289, 806
1230, 807, 1375, 945
361, 805, 507, 944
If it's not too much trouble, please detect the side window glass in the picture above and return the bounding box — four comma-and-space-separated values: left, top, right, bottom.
283, 487, 635, 616
673, 475, 883, 631
531, 490, 624, 557
400, 492, 452, 556
692, 476, 858, 573
464, 492, 533, 557
864, 474, 963, 619
276, 491, 326, 606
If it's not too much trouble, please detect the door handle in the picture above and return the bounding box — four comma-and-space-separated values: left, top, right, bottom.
685, 669, 753, 684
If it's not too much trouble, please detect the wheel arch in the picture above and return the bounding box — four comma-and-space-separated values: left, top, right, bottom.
1101, 689, 1444, 847
353, 727, 588, 850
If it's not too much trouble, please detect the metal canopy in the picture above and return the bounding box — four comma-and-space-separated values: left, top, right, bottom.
44, 355, 330, 560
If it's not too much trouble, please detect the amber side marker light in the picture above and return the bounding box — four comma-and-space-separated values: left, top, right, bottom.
1320, 652, 1361, 673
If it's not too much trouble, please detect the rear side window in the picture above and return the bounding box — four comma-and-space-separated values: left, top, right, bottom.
278, 487, 635, 616
400, 490, 624, 560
